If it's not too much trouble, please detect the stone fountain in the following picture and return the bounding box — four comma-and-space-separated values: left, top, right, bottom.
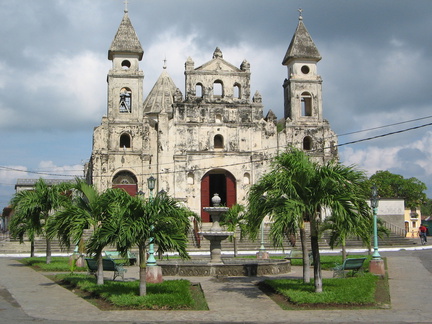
199, 193, 233, 264
157, 193, 291, 277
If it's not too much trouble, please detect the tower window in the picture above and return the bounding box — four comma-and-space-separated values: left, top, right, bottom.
119, 88, 132, 113
213, 80, 223, 97
303, 136, 312, 150
121, 60, 131, 69
301, 65, 310, 74
214, 134, 224, 149
215, 114, 222, 123
233, 83, 241, 99
301, 92, 312, 116
196, 83, 203, 98
120, 133, 131, 149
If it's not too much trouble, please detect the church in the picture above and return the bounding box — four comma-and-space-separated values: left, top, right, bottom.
85, 8, 338, 222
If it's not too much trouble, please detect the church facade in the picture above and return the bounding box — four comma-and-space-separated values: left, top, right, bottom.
86, 10, 338, 222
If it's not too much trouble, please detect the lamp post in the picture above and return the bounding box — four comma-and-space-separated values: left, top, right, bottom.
147, 176, 157, 266
371, 185, 381, 260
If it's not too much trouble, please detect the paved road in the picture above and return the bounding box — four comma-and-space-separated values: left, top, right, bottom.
0, 247, 431, 323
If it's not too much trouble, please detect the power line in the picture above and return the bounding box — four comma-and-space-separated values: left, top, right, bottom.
338, 115, 432, 137
0, 119, 431, 178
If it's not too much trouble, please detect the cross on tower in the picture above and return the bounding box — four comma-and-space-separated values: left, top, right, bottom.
298, 8, 303, 20
124, 0, 128, 13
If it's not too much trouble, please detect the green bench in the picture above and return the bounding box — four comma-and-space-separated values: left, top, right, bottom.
104, 251, 137, 265
85, 258, 127, 281
332, 257, 366, 278
285, 250, 313, 263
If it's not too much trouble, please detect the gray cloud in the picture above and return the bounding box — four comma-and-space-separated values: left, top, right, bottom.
1, 0, 432, 206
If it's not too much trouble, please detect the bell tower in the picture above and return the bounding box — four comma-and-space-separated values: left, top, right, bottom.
107, 6, 144, 122
281, 10, 338, 162
282, 10, 322, 123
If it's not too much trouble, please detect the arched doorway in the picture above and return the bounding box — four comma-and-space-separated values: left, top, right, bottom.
112, 171, 138, 196
201, 169, 236, 222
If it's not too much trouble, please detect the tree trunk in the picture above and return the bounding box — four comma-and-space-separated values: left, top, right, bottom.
233, 236, 238, 257
310, 217, 322, 293
299, 224, 310, 283
30, 240, 35, 258
46, 238, 51, 264
96, 251, 104, 285
139, 244, 147, 296
341, 241, 347, 262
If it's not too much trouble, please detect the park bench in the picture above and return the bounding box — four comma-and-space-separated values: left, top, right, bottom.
85, 258, 127, 281
104, 250, 137, 265
332, 257, 366, 278
285, 250, 313, 263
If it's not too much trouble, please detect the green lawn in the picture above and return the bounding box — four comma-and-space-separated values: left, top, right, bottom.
55, 274, 208, 310
19, 256, 86, 272
264, 274, 380, 307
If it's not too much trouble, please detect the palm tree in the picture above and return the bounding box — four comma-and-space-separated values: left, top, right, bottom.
97, 191, 192, 296
220, 204, 246, 257
247, 148, 371, 293
10, 178, 72, 263
48, 179, 128, 285
247, 149, 314, 283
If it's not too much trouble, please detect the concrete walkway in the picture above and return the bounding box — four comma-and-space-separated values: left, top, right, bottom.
0, 249, 431, 323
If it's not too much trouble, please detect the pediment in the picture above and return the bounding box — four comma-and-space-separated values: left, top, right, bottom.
196, 58, 241, 73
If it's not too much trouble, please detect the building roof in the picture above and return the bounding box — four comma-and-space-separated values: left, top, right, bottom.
108, 11, 144, 61
15, 178, 76, 189
282, 17, 321, 65
143, 68, 178, 113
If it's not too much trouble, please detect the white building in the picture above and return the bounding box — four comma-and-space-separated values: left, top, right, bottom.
86, 9, 338, 222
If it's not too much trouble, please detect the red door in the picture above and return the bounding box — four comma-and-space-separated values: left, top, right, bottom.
201, 171, 236, 222
112, 184, 138, 196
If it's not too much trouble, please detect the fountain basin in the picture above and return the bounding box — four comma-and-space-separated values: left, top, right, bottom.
158, 258, 291, 277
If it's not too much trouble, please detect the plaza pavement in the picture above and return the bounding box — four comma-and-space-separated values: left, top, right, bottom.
0, 247, 431, 323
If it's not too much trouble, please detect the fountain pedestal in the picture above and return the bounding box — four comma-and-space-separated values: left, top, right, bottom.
199, 194, 233, 264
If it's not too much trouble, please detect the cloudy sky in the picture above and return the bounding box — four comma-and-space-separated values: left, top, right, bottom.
1, 0, 432, 207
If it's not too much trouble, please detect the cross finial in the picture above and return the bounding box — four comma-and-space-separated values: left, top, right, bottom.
163, 57, 167, 69
298, 8, 303, 20
124, 0, 128, 13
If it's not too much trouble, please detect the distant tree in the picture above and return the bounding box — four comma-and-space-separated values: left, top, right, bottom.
421, 198, 432, 216
367, 171, 427, 208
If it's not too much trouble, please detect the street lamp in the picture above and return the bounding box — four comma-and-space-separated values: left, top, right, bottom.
147, 176, 157, 266
371, 185, 381, 259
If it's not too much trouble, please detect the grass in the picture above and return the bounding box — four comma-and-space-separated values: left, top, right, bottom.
261, 270, 391, 310
55, 274, 208, 310
290, 255, 372, 270
265, 274, 378, 306
19, 256, 86, 272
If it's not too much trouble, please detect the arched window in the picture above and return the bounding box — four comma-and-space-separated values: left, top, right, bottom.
233, 83, 241, 99
214, 135, 224, 149
213, 80, 223, 97
120, 133, 131, 149
195, 83, 203, 98
243, 172, 250, 185
119, 87, 132, 113
303, 136, 312, 151
215, 113, 222, 123
301, 92, 312, 116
